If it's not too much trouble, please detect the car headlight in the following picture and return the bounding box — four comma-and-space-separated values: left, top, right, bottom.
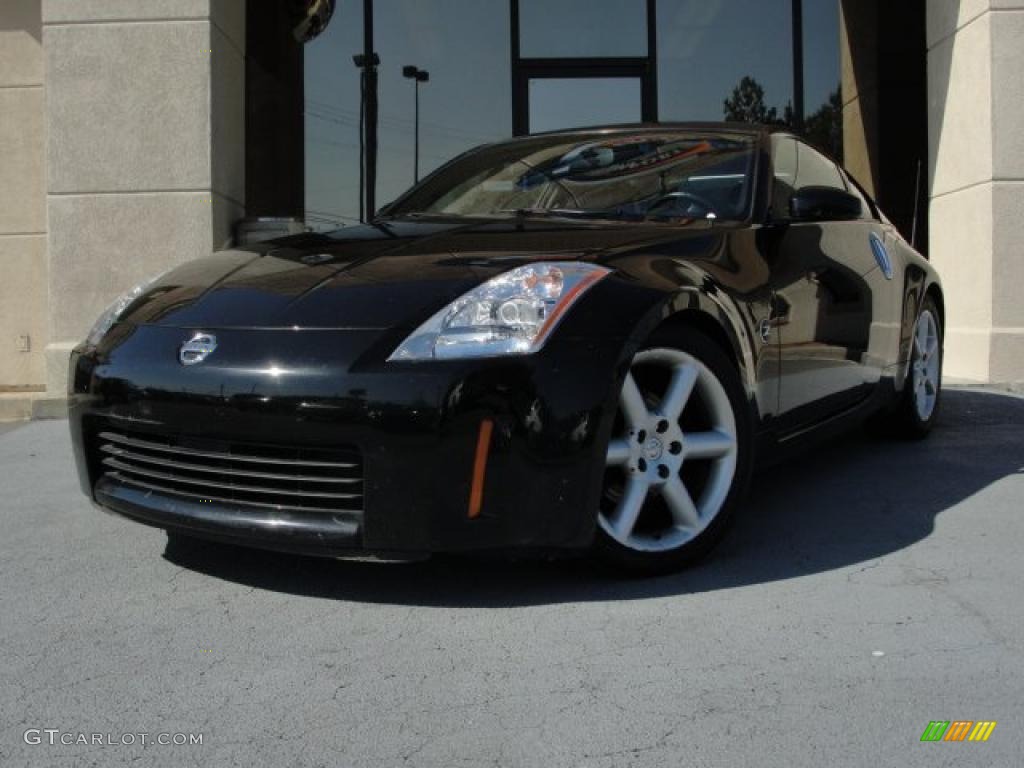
388, 262, 611, 361
85, 272, 166, 346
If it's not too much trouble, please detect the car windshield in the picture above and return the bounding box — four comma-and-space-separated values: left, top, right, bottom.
387, 130, 758, 223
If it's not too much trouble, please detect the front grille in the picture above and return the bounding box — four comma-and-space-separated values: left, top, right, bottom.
96, 430, 363, 514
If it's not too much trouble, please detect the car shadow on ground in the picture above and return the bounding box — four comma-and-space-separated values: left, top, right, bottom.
163, 389, 1024, 607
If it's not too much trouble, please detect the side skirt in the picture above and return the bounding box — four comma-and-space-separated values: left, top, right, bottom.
754, 378, 897, 470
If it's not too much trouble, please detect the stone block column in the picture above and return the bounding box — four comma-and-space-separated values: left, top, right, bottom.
41, 0, 246, 396
928, 0, 1024, 384
0, 0, 47, 392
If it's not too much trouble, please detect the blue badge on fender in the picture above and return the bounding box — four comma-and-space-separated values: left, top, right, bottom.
869, 232, 893, 280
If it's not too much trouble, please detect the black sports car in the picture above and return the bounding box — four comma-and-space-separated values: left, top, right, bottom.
69, 124, 944, 574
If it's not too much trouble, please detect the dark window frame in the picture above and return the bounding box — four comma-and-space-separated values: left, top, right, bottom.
510, 0, 659, 135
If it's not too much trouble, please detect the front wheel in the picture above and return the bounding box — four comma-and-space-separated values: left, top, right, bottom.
594, 327, 753, 575
898, 296, 943, 438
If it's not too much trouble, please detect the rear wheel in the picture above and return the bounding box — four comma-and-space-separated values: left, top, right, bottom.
869, 295, 942, 439
904, 298, 943, 435
594, 327, 753, 575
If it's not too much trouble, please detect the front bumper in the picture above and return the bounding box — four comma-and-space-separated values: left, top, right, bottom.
69, 322, 626, 556
93, 477, 364, 555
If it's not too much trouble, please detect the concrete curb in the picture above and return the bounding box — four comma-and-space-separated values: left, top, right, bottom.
0, 395, 67, 423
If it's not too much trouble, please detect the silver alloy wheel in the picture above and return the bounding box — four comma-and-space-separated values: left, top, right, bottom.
599, 348, 738, 553
911, 309, 941, 421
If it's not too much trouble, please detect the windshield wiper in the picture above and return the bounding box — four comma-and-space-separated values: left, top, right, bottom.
495, 207, 648, 222
496, 207, 589, 217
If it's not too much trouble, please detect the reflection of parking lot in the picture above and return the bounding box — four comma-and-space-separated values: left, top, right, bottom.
2, 388, 1022, 766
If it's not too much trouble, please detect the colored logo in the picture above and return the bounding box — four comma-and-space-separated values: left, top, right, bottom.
869, 232, 893, 280
920, 721, 997, 742
178, 332, 218, 366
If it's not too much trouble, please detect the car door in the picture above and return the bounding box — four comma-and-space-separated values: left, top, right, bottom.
839, 168, 908, 385
766, 135, 880, 430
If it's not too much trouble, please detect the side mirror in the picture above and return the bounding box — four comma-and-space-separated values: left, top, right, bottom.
789, 186, 862, 222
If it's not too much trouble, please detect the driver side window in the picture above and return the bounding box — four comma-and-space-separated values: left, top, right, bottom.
771, 135, 848, 219
794, 141, 846, 191
770, 136, 798, 219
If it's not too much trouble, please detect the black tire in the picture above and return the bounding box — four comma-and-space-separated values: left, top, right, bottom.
868, 295, 943, 440
593, 325, 754, 576
164, 529, 206, 553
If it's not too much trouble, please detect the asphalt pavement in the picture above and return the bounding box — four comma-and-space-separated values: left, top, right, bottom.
1, 387, 1022, 767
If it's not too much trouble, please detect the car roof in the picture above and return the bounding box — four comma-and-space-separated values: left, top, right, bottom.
512, 121, 777, 141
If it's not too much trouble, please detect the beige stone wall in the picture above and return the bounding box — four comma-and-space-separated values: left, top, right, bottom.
0, 0, 48, 391
928, 0, 1024, 384
40, 0, 245, 396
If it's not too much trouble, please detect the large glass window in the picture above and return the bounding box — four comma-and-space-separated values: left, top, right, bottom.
375, 1, 511, 209
519, 0, 647, 58
529, 78, 643, 133
657, 0, 793, 123
304, 0, 511, 230
801, 0, 842, 159
304, 0, 365, 230
301, 1, 844, 229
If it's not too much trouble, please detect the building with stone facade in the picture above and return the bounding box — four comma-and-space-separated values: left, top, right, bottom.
0, 0, 1021, 418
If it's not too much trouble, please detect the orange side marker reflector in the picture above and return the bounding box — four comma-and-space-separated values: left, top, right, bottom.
535, 269, 606, 342
468, 418, 494, 519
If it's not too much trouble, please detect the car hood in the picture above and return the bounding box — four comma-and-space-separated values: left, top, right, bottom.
121, 216, 718, 330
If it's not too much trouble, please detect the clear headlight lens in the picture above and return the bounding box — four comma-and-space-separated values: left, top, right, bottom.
85, 272, 165, 346
388, 262, 611, 361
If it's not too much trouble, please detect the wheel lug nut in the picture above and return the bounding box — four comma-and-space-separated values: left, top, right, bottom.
656, 420, 669, 433
669, 441, 682, 455
657, 465, 670, 479
638, 458, 647, 472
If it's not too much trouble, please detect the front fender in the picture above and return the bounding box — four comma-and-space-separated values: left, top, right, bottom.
585, 263, 768, 425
